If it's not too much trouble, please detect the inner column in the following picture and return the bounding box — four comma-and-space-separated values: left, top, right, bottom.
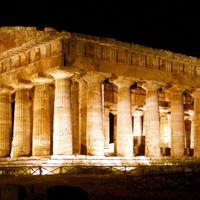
83, 72, 107, 156
160, 110, 171, 156
104, 107, 110, 149
113, 77, 133, 157
133, 109, 144, 156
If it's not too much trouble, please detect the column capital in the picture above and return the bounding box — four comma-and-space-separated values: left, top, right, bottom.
159, 107, 170, 115
133, 109, 144, 117
168, 84, 186, 94
112, 76, 134, 88
191, 88, 200, 98
9, 79, 33, 90
46, 66, 74, 80
83, 71, 110, 84
184, 114, 192, 121
141, 80, 162, 92
0, 85, 14, 94
31, 73, 53, 85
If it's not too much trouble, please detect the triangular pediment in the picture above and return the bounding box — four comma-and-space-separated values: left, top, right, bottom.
0, 26, 59, 54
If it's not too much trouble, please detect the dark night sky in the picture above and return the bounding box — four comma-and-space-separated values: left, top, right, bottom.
1, 0, 200, 57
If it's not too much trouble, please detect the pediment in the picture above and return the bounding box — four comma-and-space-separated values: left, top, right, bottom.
0, 26, 59, 54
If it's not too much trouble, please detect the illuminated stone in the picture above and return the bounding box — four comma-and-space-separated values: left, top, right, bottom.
104, 107, 110, 149
192, 89, 200, 157
83, 72, 108, 156
170, 85, 185, 157
114, 77, 133, 157
50, 72, 74, 155
160, 110, 171, 155
0, 88, 12, 157
71, 80, 80, 154
78, 79, 87, 155
32, 84, 51, 156
133, 109, 143, 137
142, 81, 161, 157
12, 89, 32, 158
0, 27, 199, 163
133, 109, 143, 155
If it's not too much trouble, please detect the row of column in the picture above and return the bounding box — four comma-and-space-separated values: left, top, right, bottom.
0, 71, 200, 158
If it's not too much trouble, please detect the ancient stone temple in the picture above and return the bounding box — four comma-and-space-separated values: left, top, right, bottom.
2, 26, 200, 199
0, 26, 199, 171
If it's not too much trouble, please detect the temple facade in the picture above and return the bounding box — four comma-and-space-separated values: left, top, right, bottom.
0, 26, 200, 165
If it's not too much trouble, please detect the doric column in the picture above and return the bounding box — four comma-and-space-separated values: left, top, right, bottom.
133, 109, 143, 136
0, 88, 12, 157
78, 79, 87, 154
133, 109, 143, 155
113, 77, 133, 157
48, 70, 74, 155
184, 115, 191, 156
170, 85, 185, 157
32, 75, 52, 156
190, 111, 194, 150
142, 81, 161, 157
160, 109, 171, 155
104, 107, 110, 149
192, 89, 200, 157
11, 81, 33, 158
71, 80, 80, 154
83, 72, 108, 156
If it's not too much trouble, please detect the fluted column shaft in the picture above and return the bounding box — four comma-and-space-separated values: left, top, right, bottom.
12, 89, 31, 157
114, 77, 133, 157
32, 84, 51, 156
0, 91, 12, 157
53, 78, 72, 155
170, 86, 185, 157
84, 72, 106, 156
160, 112, 170, 148
192, 90, 200, 157
143, 82, 160, 157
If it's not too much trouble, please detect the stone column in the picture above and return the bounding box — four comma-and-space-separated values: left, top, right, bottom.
133, 109, 143, 155
192, 89, 200, 157
184, 115, 191, 156
190, 111, 194, 150
0, 88, 12, 157
78, 79, 87, 155
113, 77, 133, 157
104, 107, 110, 149
83, 72, 107, 156
142, 81, 161, 157
32, 75, 52, 156
71, 80, 80, 154
160, 110, 170, 155
170, 85, 185, 157
133, 109, 143, 136
49, 71, 74, 155
12, 88, 32, 158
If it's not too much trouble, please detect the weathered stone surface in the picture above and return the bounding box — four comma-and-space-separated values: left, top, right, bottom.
0, 26, 198, 162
